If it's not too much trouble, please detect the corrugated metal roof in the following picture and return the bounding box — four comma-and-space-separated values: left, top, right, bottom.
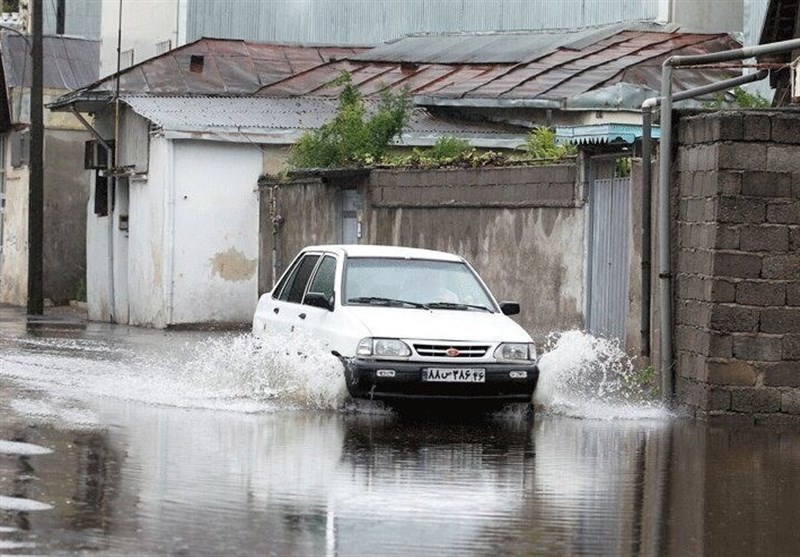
1, 33, 100, 90
50, 37, 366, 111
351, 22, 668, 64
119, 95, 527, 148
257, 27, 742, 109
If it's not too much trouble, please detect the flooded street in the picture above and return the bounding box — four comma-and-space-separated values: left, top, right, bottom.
1, 308, 799, 556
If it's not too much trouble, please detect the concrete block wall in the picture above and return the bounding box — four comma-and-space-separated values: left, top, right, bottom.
674, 110, 800, 422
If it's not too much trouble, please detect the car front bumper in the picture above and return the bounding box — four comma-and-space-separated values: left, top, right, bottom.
344, 358, 539, 402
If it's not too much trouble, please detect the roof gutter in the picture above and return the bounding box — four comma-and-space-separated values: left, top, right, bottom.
648, 37, 800, 403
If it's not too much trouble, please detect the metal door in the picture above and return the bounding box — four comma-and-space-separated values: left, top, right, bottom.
587, 177, 630, 342
340, 189, 362, 244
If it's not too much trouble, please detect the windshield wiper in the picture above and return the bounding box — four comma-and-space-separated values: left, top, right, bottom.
348, 296, 428, 309
425, 302, 493, 312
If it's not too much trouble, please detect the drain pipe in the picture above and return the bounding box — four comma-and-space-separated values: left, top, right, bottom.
640, 69, 769, 358
654, 37, 800, 400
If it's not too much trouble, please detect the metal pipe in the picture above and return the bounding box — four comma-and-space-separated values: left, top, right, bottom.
640, 110, 652, 357
658, 63, 674, 399
652, 37, 799, 401
668, 39, 800, 67
639, 69, 769, 358
71, 108, 113, 154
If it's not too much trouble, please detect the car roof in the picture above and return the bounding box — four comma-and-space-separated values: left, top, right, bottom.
303, 244, 464, 262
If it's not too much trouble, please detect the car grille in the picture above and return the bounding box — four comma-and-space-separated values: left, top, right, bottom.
413, 344, 490, 358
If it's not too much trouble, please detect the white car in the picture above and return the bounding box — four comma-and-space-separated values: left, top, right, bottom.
252, 245, 539, 403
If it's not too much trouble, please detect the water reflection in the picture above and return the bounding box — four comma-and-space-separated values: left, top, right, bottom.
0, 422, 120, 554
2, 399, 799, 556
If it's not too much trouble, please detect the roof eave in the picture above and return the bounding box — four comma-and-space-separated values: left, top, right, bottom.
47, 90, 113, 113
414, 95, 562, 109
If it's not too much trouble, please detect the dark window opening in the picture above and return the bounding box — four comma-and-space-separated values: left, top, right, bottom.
189, 55, 204, 73
94, 173, 108, 216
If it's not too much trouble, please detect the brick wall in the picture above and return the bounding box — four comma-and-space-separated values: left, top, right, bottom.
674, 110, 800, 423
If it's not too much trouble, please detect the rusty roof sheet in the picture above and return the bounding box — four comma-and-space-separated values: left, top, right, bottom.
120, 95, 527, 148
50, 37, 365, 110
1, 32, 100, 90
257, 28, 742, 109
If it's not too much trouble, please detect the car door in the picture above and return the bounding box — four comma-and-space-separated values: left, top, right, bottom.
298, 253, 343, 348
266, 252, 321, 336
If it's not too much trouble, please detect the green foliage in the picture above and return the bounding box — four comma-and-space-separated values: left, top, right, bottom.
623, 365, 660, 401
75, 279, 86, 303
3, 0, 19, 12
707, 86, 770, 109
289, 73, 410, 168
523, 127, 577, 161
615, 157, 632, 178
383, 149, 520, 169
423, 136, 473, 161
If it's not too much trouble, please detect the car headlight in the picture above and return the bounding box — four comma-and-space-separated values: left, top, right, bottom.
357, 338, 412, 358
494, 342, 537, 362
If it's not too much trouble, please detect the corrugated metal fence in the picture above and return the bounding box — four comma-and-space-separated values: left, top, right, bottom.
587, 177, 630, 343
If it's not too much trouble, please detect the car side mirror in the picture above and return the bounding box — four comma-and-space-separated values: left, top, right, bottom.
499, 301, 520, 316
305, 292, 335, 311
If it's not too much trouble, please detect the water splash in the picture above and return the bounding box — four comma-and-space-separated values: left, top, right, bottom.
184, 332, 350, 411
535, 330, 669, 420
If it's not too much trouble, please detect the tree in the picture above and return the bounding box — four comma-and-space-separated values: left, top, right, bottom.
289, 74, 410, 168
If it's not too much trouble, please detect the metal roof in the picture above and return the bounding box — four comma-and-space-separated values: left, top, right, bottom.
351, 22, 670, 64
257, 27, 742, 110
119, 95, 528, 149
1, 32, 100, 90
49, 37, 366, 112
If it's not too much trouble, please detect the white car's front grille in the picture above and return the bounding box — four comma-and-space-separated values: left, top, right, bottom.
413, 344, 490, 358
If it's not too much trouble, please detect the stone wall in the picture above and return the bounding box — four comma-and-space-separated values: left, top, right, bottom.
674, 110, 800, 422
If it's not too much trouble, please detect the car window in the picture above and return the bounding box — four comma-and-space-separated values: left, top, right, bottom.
273, 255, 303, 300
279, 254, 320, 303
306, 255, 336, 302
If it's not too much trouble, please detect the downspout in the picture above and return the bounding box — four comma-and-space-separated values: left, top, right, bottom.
165, 139, 176, 325
649, 37, 800, 401
640, 69, 769, 359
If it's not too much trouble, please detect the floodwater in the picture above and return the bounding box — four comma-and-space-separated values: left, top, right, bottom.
1, 308, 798, 556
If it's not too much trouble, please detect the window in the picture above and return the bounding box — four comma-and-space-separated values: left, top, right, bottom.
278, 254, 320, 303
306, 256, 336, 303
10, 131, 29, 168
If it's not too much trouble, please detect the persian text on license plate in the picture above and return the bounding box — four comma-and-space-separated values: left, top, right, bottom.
422, 368, 486, 383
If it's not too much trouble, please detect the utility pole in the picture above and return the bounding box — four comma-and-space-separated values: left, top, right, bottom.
28, 0, 44, 315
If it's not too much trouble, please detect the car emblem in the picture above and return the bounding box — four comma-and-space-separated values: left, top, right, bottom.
446, 347, 460, 357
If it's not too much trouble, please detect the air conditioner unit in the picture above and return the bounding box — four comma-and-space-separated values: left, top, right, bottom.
792, 56, 800, 104
84, 139, 114, 170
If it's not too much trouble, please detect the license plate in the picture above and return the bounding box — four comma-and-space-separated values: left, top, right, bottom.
422, 368, 485, 383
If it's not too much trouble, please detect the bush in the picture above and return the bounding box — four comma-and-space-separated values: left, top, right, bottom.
289, 74, 410, 168
423, 136, 473, 161
523, 127, 576, 161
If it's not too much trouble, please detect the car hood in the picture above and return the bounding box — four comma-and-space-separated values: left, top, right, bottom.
343, 306, 532, 343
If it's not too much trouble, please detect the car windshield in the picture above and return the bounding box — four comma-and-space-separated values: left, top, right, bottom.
344, 257, 496, 311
